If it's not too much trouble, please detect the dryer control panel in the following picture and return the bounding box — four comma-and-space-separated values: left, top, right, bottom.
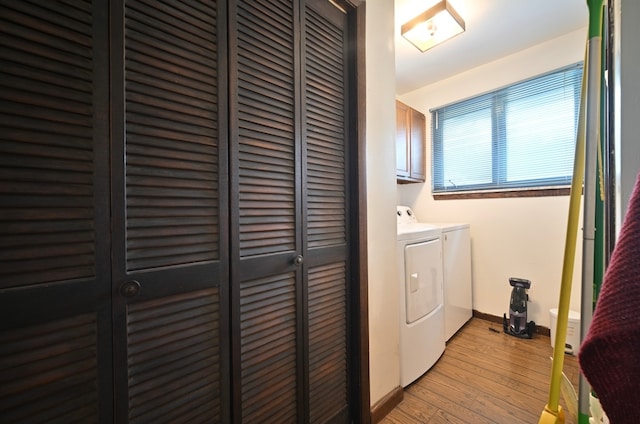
397, 205, 418, 225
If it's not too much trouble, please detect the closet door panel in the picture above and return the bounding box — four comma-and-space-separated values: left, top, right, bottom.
239, 273, 298, 423
235, 0, 296, 259
0, 314, 101, 423
0, 1, 112, 422
308, 262, 348, 423
112, 0, 227, 422
125, 287, 221, 423
231, 0, 300, 421
304, 0, 347, 251
303, 1, 350, 422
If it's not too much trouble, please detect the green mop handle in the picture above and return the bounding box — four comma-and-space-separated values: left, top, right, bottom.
539, 2, 603, 423
538, 47, 587, 424
578, 2, 606, 423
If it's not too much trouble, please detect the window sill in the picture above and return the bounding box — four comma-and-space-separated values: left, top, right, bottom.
433, 187, 571, 200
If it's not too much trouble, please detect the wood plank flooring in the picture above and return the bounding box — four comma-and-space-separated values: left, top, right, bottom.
380, 318, 581, 424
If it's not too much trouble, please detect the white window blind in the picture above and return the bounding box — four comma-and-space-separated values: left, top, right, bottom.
431, 63, 583, 193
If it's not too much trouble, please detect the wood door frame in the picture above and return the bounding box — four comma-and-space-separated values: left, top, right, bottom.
343, 1, 370, 423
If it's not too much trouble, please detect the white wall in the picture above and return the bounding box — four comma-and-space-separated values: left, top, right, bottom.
365, 0, 401, 407
397, 29, 587, 329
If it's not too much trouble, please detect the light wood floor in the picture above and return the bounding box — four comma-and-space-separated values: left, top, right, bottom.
380, 318, 581, 424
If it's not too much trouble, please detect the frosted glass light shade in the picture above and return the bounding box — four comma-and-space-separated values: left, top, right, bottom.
401, 0, 465, 53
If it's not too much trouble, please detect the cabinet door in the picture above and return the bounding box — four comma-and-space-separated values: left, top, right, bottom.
0, 2, 113, 422
396, 101, 425, 183
396, 101, 411, 178
110, 1, 228, 422
410, 108, 426, 181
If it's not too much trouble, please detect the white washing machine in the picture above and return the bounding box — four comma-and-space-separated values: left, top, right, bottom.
397, 206, 445, 387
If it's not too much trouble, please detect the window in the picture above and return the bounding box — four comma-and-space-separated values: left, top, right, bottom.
431, 64, 583, 194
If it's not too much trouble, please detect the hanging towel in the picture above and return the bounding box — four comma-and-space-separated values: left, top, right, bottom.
579, 171, 640, 424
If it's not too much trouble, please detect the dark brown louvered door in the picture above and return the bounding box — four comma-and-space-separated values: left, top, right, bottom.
1, 0, 362, 422
230, 0, 352, 422
230, 0, 299, 421
0, 1, 113, 423
303, 2, 350, 422
110, 1, 228, 423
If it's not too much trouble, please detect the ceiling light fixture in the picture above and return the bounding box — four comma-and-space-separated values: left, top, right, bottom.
401, 0, 466, 53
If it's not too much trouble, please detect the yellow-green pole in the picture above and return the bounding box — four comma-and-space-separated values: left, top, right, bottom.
538, 50, 587, 424
538, 1, 603, 423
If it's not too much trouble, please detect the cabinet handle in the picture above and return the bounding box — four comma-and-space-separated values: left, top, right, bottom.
293, 255, 304, 266
120, 280, 141, 298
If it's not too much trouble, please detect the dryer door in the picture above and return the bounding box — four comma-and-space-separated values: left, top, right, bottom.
404, 238, 443, 324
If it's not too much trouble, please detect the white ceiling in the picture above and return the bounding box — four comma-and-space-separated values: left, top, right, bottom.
395, 0, 589, 95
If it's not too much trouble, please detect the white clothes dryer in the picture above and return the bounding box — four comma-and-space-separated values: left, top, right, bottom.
397, 206, 445, 387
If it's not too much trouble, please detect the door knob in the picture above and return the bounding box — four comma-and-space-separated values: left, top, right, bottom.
293, 255, 304, 266
120, 280, 141, 298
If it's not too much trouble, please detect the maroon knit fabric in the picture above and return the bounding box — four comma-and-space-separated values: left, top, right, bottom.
579, 172, 640, 424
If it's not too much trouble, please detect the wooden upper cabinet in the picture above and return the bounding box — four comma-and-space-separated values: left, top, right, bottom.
410, 108, 426, 181
396, 100, 426, 183
396, 100, 411, 178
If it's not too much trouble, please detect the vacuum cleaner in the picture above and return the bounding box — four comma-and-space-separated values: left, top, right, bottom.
503, 277, 536, 338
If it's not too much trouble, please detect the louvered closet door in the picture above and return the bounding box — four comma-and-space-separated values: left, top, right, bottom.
230, 0, 300, 421
230, 0, 351, 422
0, 1, 113, 422
303, 2, 350, 422
110, 1, 228, 423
